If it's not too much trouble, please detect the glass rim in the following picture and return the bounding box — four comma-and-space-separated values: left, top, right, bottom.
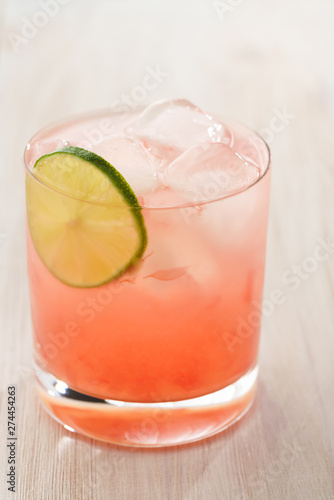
23, 108, 271, 211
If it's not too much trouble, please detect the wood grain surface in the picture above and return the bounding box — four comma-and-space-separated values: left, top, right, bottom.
0, 0, 334, 499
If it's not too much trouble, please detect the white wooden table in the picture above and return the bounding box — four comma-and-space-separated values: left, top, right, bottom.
1, 0, 333, 498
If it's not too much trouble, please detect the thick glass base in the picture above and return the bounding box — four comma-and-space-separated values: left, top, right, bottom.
35, 364, 258, 447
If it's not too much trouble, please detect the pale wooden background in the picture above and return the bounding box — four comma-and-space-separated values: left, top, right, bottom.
1, 0, 334, 499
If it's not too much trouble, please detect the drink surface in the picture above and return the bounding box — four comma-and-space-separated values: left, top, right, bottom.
25, 99, 270, 404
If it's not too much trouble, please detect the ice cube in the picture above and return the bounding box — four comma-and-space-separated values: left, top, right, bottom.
137, 209, 222, 297
28, 139, 70, 164
125, 99, 232, 163
91, 136, 161, 195
163, 142, 260, 203
141, 186, 190, 208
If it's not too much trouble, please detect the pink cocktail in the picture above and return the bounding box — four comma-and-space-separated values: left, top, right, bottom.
25, 100, 270, 446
